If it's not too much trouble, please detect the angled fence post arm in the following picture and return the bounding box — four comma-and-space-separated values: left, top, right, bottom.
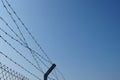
44, 64, 56, 80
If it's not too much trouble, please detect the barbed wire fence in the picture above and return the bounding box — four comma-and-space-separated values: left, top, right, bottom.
0, 0, 66, 80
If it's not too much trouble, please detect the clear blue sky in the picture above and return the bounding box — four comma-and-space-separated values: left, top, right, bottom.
0, 0, 120, 80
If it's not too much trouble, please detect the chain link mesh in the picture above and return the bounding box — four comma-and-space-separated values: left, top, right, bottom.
0, 62, 29, 80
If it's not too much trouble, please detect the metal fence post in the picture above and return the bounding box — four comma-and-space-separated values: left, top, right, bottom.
44, 64, 56, 80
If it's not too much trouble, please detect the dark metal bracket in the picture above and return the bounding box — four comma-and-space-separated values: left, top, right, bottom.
44, 64, 56, 80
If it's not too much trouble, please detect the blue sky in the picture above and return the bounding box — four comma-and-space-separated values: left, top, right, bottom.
0, 0, 120, 80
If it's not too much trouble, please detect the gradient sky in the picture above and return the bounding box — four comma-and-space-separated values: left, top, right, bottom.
0, 0, 120, 80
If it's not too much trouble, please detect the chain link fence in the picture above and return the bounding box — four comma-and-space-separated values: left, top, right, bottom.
0, 62, 29, 80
